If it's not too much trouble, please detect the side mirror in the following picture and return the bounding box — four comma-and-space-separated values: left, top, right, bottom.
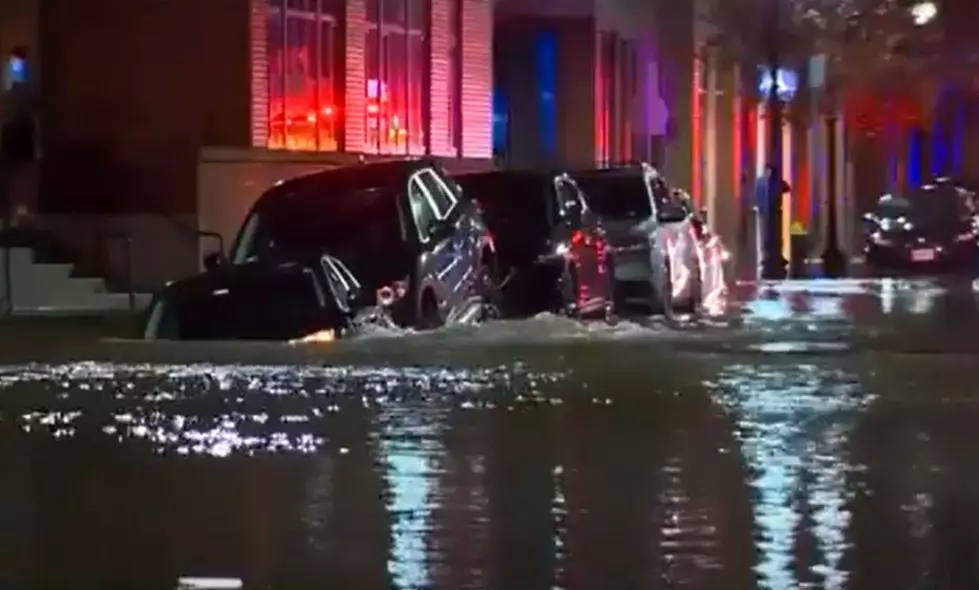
203, 251, 224, 270
657, 204, 688, 223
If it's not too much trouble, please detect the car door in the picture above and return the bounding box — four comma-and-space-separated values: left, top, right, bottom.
554, 177, 603, 298
407, 167, 470, 315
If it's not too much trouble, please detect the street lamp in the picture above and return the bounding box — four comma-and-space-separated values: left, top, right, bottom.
760, 0, 789, 280
910, 1, 937, 26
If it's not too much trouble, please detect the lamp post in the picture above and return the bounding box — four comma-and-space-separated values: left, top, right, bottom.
822, 114, 846, 277
760, 0, 788, 279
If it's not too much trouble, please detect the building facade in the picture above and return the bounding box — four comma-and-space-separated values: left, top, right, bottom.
11, 0, 493, 287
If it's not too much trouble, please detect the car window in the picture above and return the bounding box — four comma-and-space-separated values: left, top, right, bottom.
231, 186, 406, 264
153, 271, 327, 340
322, 256, 360, 308
459, 173, 551, 229
417, 169, 458, 219
575, 174, 653, 220
408, 172, 440, 243
554, 179, 582, 225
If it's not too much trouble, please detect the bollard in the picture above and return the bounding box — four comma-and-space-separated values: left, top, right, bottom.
788, 222, 808, 279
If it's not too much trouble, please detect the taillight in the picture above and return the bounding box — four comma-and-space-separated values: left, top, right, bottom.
376, 286, 396, 306
377, 279, 409, 307
571, 230, 592, 247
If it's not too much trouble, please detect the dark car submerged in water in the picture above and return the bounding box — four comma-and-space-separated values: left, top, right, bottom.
863, 180, 979, 272
143, 256, 366, 341
454, 170, 615, 320
205, 160, 498, 330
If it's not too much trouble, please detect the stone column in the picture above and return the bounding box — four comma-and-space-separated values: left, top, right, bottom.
555, 18, 597, 167
459, 0, 493, 158
703, 48, 718, 225
713, 60, 737, 240
653, 1, 694, 190
495, 24, 541, 167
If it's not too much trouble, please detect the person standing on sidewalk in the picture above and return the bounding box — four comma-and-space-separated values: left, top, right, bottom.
1, 45, 38, 229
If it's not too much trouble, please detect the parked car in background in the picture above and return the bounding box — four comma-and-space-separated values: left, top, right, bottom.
571, 164, 702, 317
863, 181, 979, 272
143, 255, 362, 341
207, 160, 498, 330
455, 170, 614, 320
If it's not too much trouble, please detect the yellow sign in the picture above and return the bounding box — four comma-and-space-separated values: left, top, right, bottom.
790, 221, 806, 235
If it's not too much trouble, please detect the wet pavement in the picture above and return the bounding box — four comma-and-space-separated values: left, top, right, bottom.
1, 277, 979, 589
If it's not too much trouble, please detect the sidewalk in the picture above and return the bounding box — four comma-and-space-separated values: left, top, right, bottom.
0, 310, 141, 355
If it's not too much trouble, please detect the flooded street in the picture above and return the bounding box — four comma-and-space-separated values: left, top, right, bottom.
1, 277, 979, 589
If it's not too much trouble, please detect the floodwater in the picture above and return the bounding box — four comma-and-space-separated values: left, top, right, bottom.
1, 277, 979, 589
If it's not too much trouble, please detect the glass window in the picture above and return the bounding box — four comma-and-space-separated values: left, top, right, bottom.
462, 174, 551, 234
156, 271, 327, 341
446, 0, 460, 155
416, 169, 458, 218
554, 179, 582, 223
575, 174, 653, 220
267, 0, 340, 151
408, 175, 439, 242
407, 0, 427, 155
366, 0, 428, 155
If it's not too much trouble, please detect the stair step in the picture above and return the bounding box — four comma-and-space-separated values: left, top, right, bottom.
12, 292, 152, 315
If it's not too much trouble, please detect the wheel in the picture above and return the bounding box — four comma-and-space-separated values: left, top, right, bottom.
417, 290, 442, 330
603, 254, 618, 324
675, 258, 702, 315
478, 253, 503, 320
555, 264, 579, 318
650, 258, 675, 322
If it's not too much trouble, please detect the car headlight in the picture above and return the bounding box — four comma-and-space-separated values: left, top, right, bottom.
871, 231, 893, 246
955, 231, 976, 242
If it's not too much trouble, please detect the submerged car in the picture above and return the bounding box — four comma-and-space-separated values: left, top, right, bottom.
455, 170, 614, 320
863, 181, 978, 272
207, 159, 498, 330
571, 164, 702, 317
144, 256, 364, 341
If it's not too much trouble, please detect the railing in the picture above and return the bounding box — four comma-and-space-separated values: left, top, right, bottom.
102, 231, 135, 310
158, 215, 225, 260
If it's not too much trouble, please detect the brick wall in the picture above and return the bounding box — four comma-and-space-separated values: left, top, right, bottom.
459, 0, 493, 158
429, 0, 454, 156
250, 0, 270, 147
39, 0, 253, 214
343, 0, 367, 152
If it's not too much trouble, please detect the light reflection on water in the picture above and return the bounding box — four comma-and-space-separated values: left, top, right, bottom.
710, 364, 870, 590
0, 357, 977, 588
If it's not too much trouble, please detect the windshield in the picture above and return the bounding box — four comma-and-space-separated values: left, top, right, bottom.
232, 187, 406, 270
880, 187, 971, 226
457, 174, 553, 232
574, 175, 653, 220
153, 272, 327, 340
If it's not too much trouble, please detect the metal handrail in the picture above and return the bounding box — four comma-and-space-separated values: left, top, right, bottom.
102, 231, 135, 310
160, 216, 225, 256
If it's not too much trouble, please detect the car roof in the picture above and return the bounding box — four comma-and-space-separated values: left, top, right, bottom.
455, 169, 564, 182
253, 159, 435, 210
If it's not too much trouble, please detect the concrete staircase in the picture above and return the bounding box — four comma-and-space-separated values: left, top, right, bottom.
0, 236, 152, 315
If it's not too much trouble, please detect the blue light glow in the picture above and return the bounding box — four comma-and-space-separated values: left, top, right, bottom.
757, 67, 799, 102
908, 128, 922, 186
535, 31, 557, 157
492, 88, 508, 156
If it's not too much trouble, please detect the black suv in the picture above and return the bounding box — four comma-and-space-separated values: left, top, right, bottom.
210, 160, 497, 329
455, 170, 614, 319
144, 255, 362, 341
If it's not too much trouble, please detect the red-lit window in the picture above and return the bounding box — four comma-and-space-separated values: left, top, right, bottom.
365, 0, 427, 155
267, 0, 340, 152
446, 0, 461, 155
